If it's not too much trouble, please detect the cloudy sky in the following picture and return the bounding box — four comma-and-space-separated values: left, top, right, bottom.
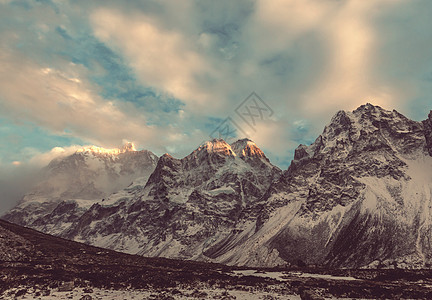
1, 0, 432, 211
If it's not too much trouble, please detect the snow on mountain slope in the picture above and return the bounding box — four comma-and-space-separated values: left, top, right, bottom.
61, 139, 281, 260
2, 143, 158, 234
69, 103, 432, 269
4, 104, 432, 269
240, 103, 432, 268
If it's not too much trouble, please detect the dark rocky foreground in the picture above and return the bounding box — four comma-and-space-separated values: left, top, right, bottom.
2, 220, 432, 299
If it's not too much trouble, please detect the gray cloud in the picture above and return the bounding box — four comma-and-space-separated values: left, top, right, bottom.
2, 1, 432, 152
0, 163, 41, 215
2, 0, 432, 211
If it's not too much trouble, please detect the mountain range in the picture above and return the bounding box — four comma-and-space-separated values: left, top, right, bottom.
3, 103, 432, 269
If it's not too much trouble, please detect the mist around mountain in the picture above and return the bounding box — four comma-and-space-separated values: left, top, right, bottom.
4, 104, 432, 271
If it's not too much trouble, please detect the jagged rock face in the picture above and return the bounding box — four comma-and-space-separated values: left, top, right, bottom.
4, 105, 432, 269
422, 111, 432, 156
32, 144, 158, 201
243, 104, 432, 268
61, 139, 281, 260
2, 144, 158, 235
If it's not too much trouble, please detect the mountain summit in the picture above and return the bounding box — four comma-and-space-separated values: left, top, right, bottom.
75, 142, 137, 156
4, 104, 432, 269
261, 104, 431, 268
231, 138, 267, 158
2, 144, 158, 235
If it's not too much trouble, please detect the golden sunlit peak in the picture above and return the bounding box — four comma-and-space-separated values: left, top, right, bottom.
76, 142, 137, 156
121, 142, 137, 152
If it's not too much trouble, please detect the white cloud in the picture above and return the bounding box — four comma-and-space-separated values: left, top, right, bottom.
253, 0, 336, 48
28, 145, 82, 166
247, 0, 408, 118
0, 0, 430, 170
86, 1, 412, 160
4, 0, 432, 214
0, 50, 164, 149
91, 8, 212, 108
301, 1, 393, 114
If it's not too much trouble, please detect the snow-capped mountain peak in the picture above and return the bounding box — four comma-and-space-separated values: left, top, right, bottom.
121, 142, 137, 152
197, 138, 236, 156
6, 103, 432, 269
2, 144, 158, 233
75, 142, 137, 156
230, 138, 266, 158
301, 103, 425, 162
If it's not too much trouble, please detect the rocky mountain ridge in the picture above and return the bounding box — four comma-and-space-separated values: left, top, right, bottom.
4, 103, 432, 269
2, 143, 158, 235
64, 138, 281, 259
